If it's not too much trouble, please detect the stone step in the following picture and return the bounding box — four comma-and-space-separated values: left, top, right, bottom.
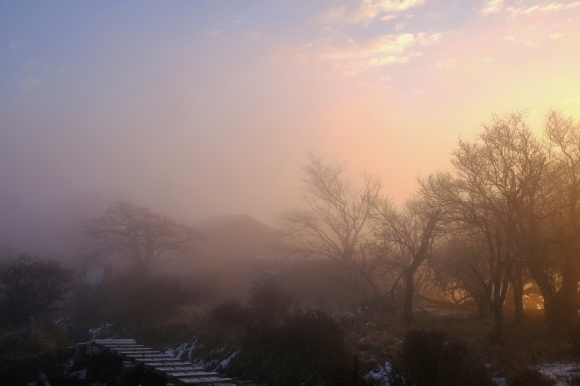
176, 376, 234, 385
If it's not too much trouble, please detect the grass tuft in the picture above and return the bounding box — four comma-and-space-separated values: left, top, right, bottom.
0, 321, 72, 361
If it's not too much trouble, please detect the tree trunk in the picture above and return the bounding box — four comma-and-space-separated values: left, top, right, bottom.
551, 190, 580, 330
474, 294, 490, 319
527, 250, 562, 331
489, 266, 508, 344
489, 299, 503, 344
512, 265, 524, 325
403, 268, 415, 322
529, 266, 576, 332
548, 264, 579, 331
543, 294, 556, 330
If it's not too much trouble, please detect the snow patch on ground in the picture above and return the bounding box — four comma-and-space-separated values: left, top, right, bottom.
88, 322, 113, 338
54, 315, 72, 325
216, 350, 239, 370
190, 356, 208, 369
492, 362, 580, 385
362, 361, 580, 386
69, 368, 87, 380
164, 341, 195, 360
164, 341, 209, 368
163, 341, 240, 372
366, 362, 391, 385
535, 362, 580, 385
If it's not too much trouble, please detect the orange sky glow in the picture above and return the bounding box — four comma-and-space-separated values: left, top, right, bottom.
1, 1, 580, 253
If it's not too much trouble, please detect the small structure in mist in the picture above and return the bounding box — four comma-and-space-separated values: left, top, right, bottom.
84, 264, 111, 286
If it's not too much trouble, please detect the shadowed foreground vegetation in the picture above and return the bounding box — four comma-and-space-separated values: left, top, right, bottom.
64, 270, 578, 386
0, 322, 74, 385
1, 256, 578, 385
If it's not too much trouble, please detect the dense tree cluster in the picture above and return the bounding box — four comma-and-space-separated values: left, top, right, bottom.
282, 110, 580, 343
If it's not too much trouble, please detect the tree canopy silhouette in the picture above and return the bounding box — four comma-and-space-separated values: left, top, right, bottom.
0, 254, 75, 326
281, 153, 384, 302
83, 202, 203, 274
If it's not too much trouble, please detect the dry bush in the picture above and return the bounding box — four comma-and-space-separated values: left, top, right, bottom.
70, 270, 212, 343
247, 279, 294, 323
389, 329, 493, 386
211, 300, 248, 328
229, 308, 371, 386
72, 273, 205, 323
206, 280, 374, 385
0, 255, 75, 326
109, 273, 203, 322
210, 279, 293, 328
70, 280, 114, 327
167, 304, 210, 328
0, 321, 71, 361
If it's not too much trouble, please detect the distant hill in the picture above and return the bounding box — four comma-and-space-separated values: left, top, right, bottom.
196, 214, 281, 260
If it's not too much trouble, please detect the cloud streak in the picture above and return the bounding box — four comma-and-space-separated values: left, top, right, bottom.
479, 0, 504, 15
506, 1, 580, 15
317, 32, 441, 74
322, 0, 425, 25
479, 0, 580, 17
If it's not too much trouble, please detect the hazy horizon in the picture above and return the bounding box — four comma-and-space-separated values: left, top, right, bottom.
1, 0, 580, 256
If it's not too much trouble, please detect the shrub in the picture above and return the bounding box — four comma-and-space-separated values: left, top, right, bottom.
0, 321, 72, 361
70, 271, 206, 342
247, 278, 294, 324
70, 279, 114, 327
389, 329, 494, 386
208, 281, 372, 385
211, 300, 248, 328
230, 308, 368, 385
0, 255, 75, 326
108, 272, 203, 324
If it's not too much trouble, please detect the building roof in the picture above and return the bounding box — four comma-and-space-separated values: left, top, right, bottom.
196, 214, 278, 235
195, 214, 281, 260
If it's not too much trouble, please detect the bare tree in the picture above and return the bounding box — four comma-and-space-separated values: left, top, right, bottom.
83, 202, 202, 274
527, 110, 580, 330
281, 153, 384, 303
0, 254, 75, 326
431, 233, 492, 318
422, 112, 546, 343
374, 198, 441, 321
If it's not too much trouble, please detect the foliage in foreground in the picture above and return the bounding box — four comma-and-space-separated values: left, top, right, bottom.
0, 254, 75, 326
388, 329, 494, 386
206, 281, 375, 386
0, 322, 72, 362
70, 270, 219, 343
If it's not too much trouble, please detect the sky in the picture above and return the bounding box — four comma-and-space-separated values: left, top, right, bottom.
1, 0, 580, 255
